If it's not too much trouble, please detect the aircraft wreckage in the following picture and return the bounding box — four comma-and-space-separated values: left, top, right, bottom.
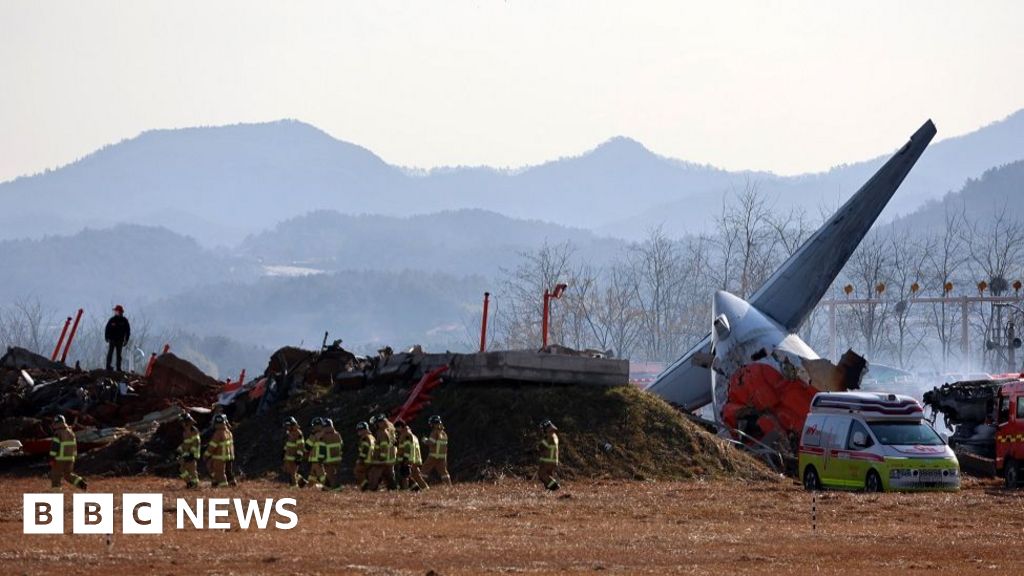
647, 120, 937, 458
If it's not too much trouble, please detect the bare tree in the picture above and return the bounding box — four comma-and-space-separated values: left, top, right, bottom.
492, 241, 578, 350
924, 208, 968, 371
886, 225, 930, 368
840, 233, 892, 359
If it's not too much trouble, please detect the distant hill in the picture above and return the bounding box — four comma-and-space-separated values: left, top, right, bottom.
0, 225, 256, 306
891, 159, 1024, 232
599, 110, 1024, 239
144, 269, 489, 352
3, 111, 1023, 245
238, 209, 626, 276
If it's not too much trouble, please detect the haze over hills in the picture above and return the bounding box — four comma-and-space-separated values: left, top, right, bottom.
239, 209, 625, 276
2, 110, 1023, 245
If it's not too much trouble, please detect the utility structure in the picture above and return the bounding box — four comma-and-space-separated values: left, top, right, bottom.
541, 283, 568, 348
823, 279, 1024, 372
479, 292, 490, 352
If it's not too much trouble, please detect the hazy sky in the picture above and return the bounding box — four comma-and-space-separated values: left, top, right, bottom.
2, 1, 1022, 182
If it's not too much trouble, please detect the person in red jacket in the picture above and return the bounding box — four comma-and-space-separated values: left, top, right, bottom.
104, 305, 131, 372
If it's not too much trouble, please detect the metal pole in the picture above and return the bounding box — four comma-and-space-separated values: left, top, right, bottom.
1008, 321, 1016, 373
60, 308, 83, 364
961, 297, 970, 372
51, 317, 72, 361
541, 289, 550, 349
479, 292, 490, 352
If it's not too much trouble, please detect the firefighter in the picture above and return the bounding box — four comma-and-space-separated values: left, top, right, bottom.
538, 419, 560, 491
177, 413, 201, 489
282, 417, 306, 487
205, 414, 234, 487
305, 417, 326, 487
396, 420, 428, 491
367, 414, 397, 490
321, 418, 344, 491
49, 415, 87, 491
223, 414, 239, 486
421, 415, 451, 485
354, 421, 375, 490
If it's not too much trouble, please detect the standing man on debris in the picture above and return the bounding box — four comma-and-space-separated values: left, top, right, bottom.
354, 421, 375, 490
49, 415, 87, 491
421, 415, 451, 486
177, 413, 201, 489
205, 414, 234, 487
282, 417, 306, 487
104, 305, 131, 372
396, 420, 428, 491
537, 420, 560, 491
305, 417, 326, 487
321, 418, 344, 491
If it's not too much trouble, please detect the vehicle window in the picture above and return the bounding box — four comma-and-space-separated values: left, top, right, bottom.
846, 421, 873, 450
999, 397, 1011, 424
1018, 397, 1024, 420
867, 421, 943, 446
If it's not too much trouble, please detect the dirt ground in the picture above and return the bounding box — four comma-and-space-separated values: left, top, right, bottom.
2, 476, 1023, 575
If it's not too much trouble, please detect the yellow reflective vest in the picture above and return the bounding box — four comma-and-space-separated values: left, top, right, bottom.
322, 429, 343, 464
180, 425, 201, 459
206, 427, 235, 461
284, 428, 305, 462
399, 433, 423, 465
358, 434, 375, 464
540, 433, 559, 465
50, 426, 77, 462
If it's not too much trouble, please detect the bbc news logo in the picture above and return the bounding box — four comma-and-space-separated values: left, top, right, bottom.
24, 494, 298, 534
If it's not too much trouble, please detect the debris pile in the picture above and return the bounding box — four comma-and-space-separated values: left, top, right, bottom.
2, 340, 771, 484
0, 346, 219, 473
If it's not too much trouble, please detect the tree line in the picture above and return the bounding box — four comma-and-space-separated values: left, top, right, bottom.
487, 183, 1024, 375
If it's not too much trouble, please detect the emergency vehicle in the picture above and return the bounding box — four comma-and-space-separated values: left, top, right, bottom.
799, 391, 960, 492
923, 377, 1024, 488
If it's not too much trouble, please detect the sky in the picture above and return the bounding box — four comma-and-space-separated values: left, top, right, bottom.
1, 0, 1023, 183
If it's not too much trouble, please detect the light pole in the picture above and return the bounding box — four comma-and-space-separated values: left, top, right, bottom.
541, 283, 568, 349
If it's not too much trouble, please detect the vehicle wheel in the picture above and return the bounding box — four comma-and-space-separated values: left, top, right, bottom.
803, 466, 821, 491
865, 470, 883, 493
1006, 460, 1020, 490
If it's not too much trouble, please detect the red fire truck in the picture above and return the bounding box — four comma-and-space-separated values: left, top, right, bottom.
923, 376, 1024, 487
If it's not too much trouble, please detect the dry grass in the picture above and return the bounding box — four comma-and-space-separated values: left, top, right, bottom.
2, 476, 1023, 575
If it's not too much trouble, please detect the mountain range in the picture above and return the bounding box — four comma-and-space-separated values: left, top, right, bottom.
3, 110, 1024, 245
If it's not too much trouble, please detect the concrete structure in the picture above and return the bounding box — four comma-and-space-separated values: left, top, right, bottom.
425, 351, 628, 387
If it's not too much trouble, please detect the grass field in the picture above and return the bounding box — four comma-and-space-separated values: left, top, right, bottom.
2, 476, 1023, 575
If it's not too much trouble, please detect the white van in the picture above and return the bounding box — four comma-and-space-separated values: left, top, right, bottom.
798, 391, 960, 492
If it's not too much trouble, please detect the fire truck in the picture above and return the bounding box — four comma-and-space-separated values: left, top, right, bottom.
922, 376, 1024, 487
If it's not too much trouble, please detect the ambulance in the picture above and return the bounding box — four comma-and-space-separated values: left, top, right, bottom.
798, 391, 960, 492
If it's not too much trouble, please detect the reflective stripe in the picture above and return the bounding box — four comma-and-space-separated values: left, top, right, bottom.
359, 439, 375, 463
324, 441, 343, 463
182, 433, 201, 459
540, 437, 558, 464
53, 438, 76, 462
433, 438, 448, 458
400, 438, 423, 465
206, 437, 234, 461
307, 439, 322, 462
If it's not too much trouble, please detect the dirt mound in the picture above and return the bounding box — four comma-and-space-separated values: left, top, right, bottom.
232, 383, 772, 482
